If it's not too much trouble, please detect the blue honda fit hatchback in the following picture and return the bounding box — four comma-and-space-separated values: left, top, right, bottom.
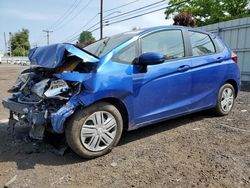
3, 26, 240, 158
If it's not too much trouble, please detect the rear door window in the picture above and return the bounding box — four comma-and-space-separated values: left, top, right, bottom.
189, 31, 215, 56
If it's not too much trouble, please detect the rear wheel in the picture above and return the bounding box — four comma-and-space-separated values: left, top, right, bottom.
214, 83, 235, 116
65, 102, 123, 158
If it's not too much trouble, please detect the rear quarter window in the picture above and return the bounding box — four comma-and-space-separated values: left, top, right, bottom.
213, 37, 225, 52
189, 31, 216, 56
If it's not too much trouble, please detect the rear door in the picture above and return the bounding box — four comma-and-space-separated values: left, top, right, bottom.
132, 29, 192, 126
188, 31, 227, 110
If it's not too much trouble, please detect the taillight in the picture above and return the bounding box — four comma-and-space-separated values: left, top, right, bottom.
231, 51, 238, 63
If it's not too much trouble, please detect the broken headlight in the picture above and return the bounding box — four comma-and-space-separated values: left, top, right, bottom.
44, 79, 70, 99
8, 72, 35, 93
31, 79, 50, 97
31, 79, 81, 100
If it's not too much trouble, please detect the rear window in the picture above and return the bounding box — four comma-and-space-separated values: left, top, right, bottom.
189, 31, 215, 56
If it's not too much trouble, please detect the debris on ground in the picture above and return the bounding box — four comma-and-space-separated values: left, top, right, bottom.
192, 128, 201, 131
110, 162, 117, 167
4, 175, 17, 188
241, 109, 248, 112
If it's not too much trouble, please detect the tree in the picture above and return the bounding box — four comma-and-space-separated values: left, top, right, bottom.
10, 29, 30, 56
165, 0, 250, 26
173, 12, 196, 27
78, 31, 95, 47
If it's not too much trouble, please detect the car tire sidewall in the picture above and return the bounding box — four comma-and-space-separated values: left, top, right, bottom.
215, 83, 235, 116
65, 102, 123, 159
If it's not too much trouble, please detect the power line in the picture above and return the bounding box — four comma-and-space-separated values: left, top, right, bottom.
63, 13, 99, 42
104, 0, 140, 13
63, 8, 122, 42
105, 1, 188, 26
63, 1, 145, 42
53, 0, 95, 31
65, 0, 188, 43
64, 21, 100, 43
103, 0, 167, 21
37, 0, 93, 45
65, 1, 165, 42
64, 8, 117, 43
105, 1, 168, 23
65, 26, 100, 43
48, 0, 81, 30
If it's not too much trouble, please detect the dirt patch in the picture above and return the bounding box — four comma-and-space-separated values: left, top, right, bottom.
0, 64, 249, 187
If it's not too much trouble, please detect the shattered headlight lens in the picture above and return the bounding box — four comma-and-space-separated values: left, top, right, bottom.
31, 79, 50, 97
8, 73, 34, 93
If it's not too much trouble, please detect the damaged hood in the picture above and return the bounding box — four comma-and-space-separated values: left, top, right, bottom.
28, 43, 99, 68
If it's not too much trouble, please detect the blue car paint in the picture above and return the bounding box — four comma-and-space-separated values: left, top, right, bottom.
54, 72, 93, 82
51, 95, 80, 133
138, 52, 166, 65
29, 26, 240, 133
28, 43, 99, 68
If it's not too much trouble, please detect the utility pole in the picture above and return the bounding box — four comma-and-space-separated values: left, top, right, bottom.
100, 0, 103, 39
43, 30, 53, 45
4, 32, 7, 54
8, 32, 12, 57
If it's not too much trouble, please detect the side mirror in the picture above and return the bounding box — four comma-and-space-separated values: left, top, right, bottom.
137, 52, 166, 66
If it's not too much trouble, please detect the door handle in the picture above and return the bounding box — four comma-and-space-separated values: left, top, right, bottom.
177, 65, 190, 72
216, 57, 223, 62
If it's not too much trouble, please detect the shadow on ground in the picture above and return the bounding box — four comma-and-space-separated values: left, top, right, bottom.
0, 110, 213, 170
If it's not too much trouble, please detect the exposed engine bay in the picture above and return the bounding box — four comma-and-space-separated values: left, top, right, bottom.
2, 44, 98, 140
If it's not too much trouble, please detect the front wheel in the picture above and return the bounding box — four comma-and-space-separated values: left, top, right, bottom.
65, 102, 123, 159
214, 83, 236, 116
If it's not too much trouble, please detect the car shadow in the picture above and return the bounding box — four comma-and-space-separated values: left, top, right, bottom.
119, 110, 213, 146
0, 110, 214, 170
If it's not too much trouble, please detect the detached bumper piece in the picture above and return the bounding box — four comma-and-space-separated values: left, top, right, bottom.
2, 96, 80, 138
2, 99, 46, 140
2, 99, 30, 114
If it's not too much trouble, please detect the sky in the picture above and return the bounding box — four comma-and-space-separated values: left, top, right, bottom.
0, 0, 172, 52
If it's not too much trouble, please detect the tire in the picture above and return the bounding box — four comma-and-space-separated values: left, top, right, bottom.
65, 102, 123, 159
214, 83, 235, 116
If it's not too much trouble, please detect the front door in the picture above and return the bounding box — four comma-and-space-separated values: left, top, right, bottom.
132, 29, 192, 126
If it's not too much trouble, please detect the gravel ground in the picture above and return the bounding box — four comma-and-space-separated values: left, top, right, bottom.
0, 64, 249, 188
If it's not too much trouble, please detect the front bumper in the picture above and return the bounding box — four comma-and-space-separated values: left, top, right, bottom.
2, 99, 30, 114
2, 96, 80, 134
2, 98, 47, 128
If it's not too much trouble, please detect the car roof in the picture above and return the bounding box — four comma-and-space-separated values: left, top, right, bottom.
104, 26, 213, 42
133, 25, 212, 36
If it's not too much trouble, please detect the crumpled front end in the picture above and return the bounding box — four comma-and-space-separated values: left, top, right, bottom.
2, 43, 98, 139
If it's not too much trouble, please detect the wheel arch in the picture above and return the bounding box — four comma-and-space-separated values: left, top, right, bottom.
225, 79, 239, 97
94, 97, 129, 131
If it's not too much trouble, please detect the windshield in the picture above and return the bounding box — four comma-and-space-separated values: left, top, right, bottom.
84, 32, 140, 57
